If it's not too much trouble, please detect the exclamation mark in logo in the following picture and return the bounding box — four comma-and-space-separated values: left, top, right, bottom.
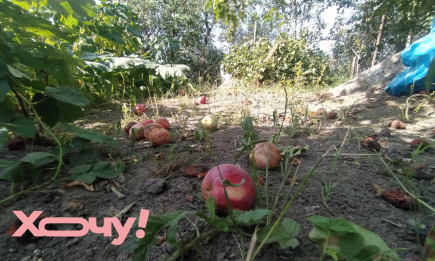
135, 209, 150, 239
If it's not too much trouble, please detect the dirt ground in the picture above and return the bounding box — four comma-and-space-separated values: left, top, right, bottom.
0, 79, 434, 261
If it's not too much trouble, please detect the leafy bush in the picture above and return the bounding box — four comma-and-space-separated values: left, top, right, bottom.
222, 34, 331, 85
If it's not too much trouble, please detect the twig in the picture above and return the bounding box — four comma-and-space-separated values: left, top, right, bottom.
114, 202, 136, 218
111, 185, 125, 199
382, 219, 403, 228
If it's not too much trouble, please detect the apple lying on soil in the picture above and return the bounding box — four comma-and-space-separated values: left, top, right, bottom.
143, 123, 164, 140
202, 164, 255, 214
148, 128, 171, 146
7, 137, 26, 151
155, 118, 170, 130
196, 95, 206, 105
201, 114, 218, 130
249, 142, 281, 169
133, 104, 145, 115
124, 121, 137, 134
129, 123, 145, 140
141, 119, 154, 127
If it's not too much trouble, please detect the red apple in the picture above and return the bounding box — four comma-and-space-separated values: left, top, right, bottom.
133, 104, 145, 115
249, 142, 281, 169
196, 95, 206, 105
141, 119, 154, 127
202, 164, 255, 214
124, 121, 137, 134
148, 128, 171, 146
129, 123, 145, 140
143, 123, 164, 140
155, 118, 170, 130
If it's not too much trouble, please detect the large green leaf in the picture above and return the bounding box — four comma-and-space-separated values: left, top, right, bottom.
0, 116, 37, 138
0, 80, 10, 102
0, 159, 16, 168
308, 216, 400, 261
70, 161, 124, 183
104, 57, 158, 70
0, 162, 41, 183
61, 123, 117, 148
33, 94, 84, 127
257, 218, 300, 249
21, 152, 58, 168
0, 127, 7, 147
44, 86, 89, 106
166, 211, 196, 245
155, 64, 190, 79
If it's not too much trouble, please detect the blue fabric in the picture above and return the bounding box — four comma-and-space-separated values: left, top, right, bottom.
385, 16, 435, 96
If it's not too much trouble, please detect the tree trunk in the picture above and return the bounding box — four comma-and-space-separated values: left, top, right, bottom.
372, 14, 386, 67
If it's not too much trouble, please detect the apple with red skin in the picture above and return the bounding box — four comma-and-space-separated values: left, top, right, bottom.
133, 104, 145, 115
155, 118, 170, 130
196, 95, 206, 105
202, 164, 255, 214
141, 119, 154, 127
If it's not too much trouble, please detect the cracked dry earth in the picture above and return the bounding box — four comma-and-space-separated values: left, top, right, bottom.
0, 79, 434, 261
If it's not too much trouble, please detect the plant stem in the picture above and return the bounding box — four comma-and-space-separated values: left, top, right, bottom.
166, 229, 218, 261
250, 153, 326, 261
0, 178, 67, 204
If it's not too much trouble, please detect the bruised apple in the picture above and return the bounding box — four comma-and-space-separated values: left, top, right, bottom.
143, 123, 164, 140
133, 104, 145, 115
201, 114, 218, 130
249, 142, 281, 169
124, 121, 137, 134
155, 118, 170, 130
141, 119, 154, 127
129, 124, 145, 140
202, 164, 255, 214
148, 128, 171, 146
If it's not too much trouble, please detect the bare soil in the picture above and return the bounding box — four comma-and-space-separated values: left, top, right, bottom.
1, 81, 434, 261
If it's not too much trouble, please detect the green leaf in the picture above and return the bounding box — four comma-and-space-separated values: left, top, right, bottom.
71, 171, 96, 184
0, 108, 15, 123
68, 164, 92, 174
44, 86, 89, 106
21, 152, 58, 168
0, 128, 7, 147
0, 79, 10, 102
69, 149, 103, 167
0, 162, 41, 183
0, 116, 37, 138
166, 211, 196, 245
307, 216, 356, 234
67, 137, 91, 153
205, 197, 216, 221
222, 178, 245, 187
205, 1, 213, 10
91, 161, 124, 179
155, 64, 190, 79
233, 209, 272, 226
61, 123, 117, 147
339, 233, 364, 257
0, 159, 15, 168
257, 218, 300, 249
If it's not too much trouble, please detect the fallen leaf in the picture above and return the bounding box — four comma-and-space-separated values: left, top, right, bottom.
185, 195, 194, 202
362, 137, 381, 151
155, 153, 165, 160
287, 178, 298, 185
60, 181, 94, 191
372, 184, 383, 198
289, 157, 301, 166
311, 111, 316, 118
63, 201, 84, 212
182, 164, 209, 179
157, 236, 166, 245
258, 175, 264, 186
381, 189, 416, 210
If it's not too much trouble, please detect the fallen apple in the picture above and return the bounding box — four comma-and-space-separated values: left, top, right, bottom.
7, 137, 26, 151
129, 123, 145, 140
148, 128, 171, 146
155, 118, 170, 130
249, 142, 281, 169
201, 114, 218, 130
133, 104, 145, 115
196, 95, 206, 105
143, 123, 164, 140
124, 121, 137, 134
141, 119, 154, 127
201, 164, 255, 214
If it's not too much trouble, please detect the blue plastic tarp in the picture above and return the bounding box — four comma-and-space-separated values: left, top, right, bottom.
385, 16, 435, 96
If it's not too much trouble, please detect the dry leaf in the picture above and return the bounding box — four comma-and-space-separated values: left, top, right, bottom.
372, 184, 383, 198
157, 236, 166, 245
185, 195, 194, 202
182, 164, 209, 179
111, 181, 121, 188
258, 175, 264, 186
60, 181, 94, 191
63, 201, 84, 212
289, 157, 301, 166
155, 153, 165, 160
287, 178, 298, 185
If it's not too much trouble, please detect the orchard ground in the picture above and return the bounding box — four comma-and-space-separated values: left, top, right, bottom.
0, 80, 434, 261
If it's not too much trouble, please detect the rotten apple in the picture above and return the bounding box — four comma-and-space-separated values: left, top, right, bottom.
129, 123, 145, 140
143, 123, 164, 140
201, 164, 255, 214
133, 104, 145, 115
141, 119, 154, 127
201, 114, 218, 130
124, 121, 137, 134
155, 118, 170, 130
249, 142, 281, 169
148, 128, 172, 146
